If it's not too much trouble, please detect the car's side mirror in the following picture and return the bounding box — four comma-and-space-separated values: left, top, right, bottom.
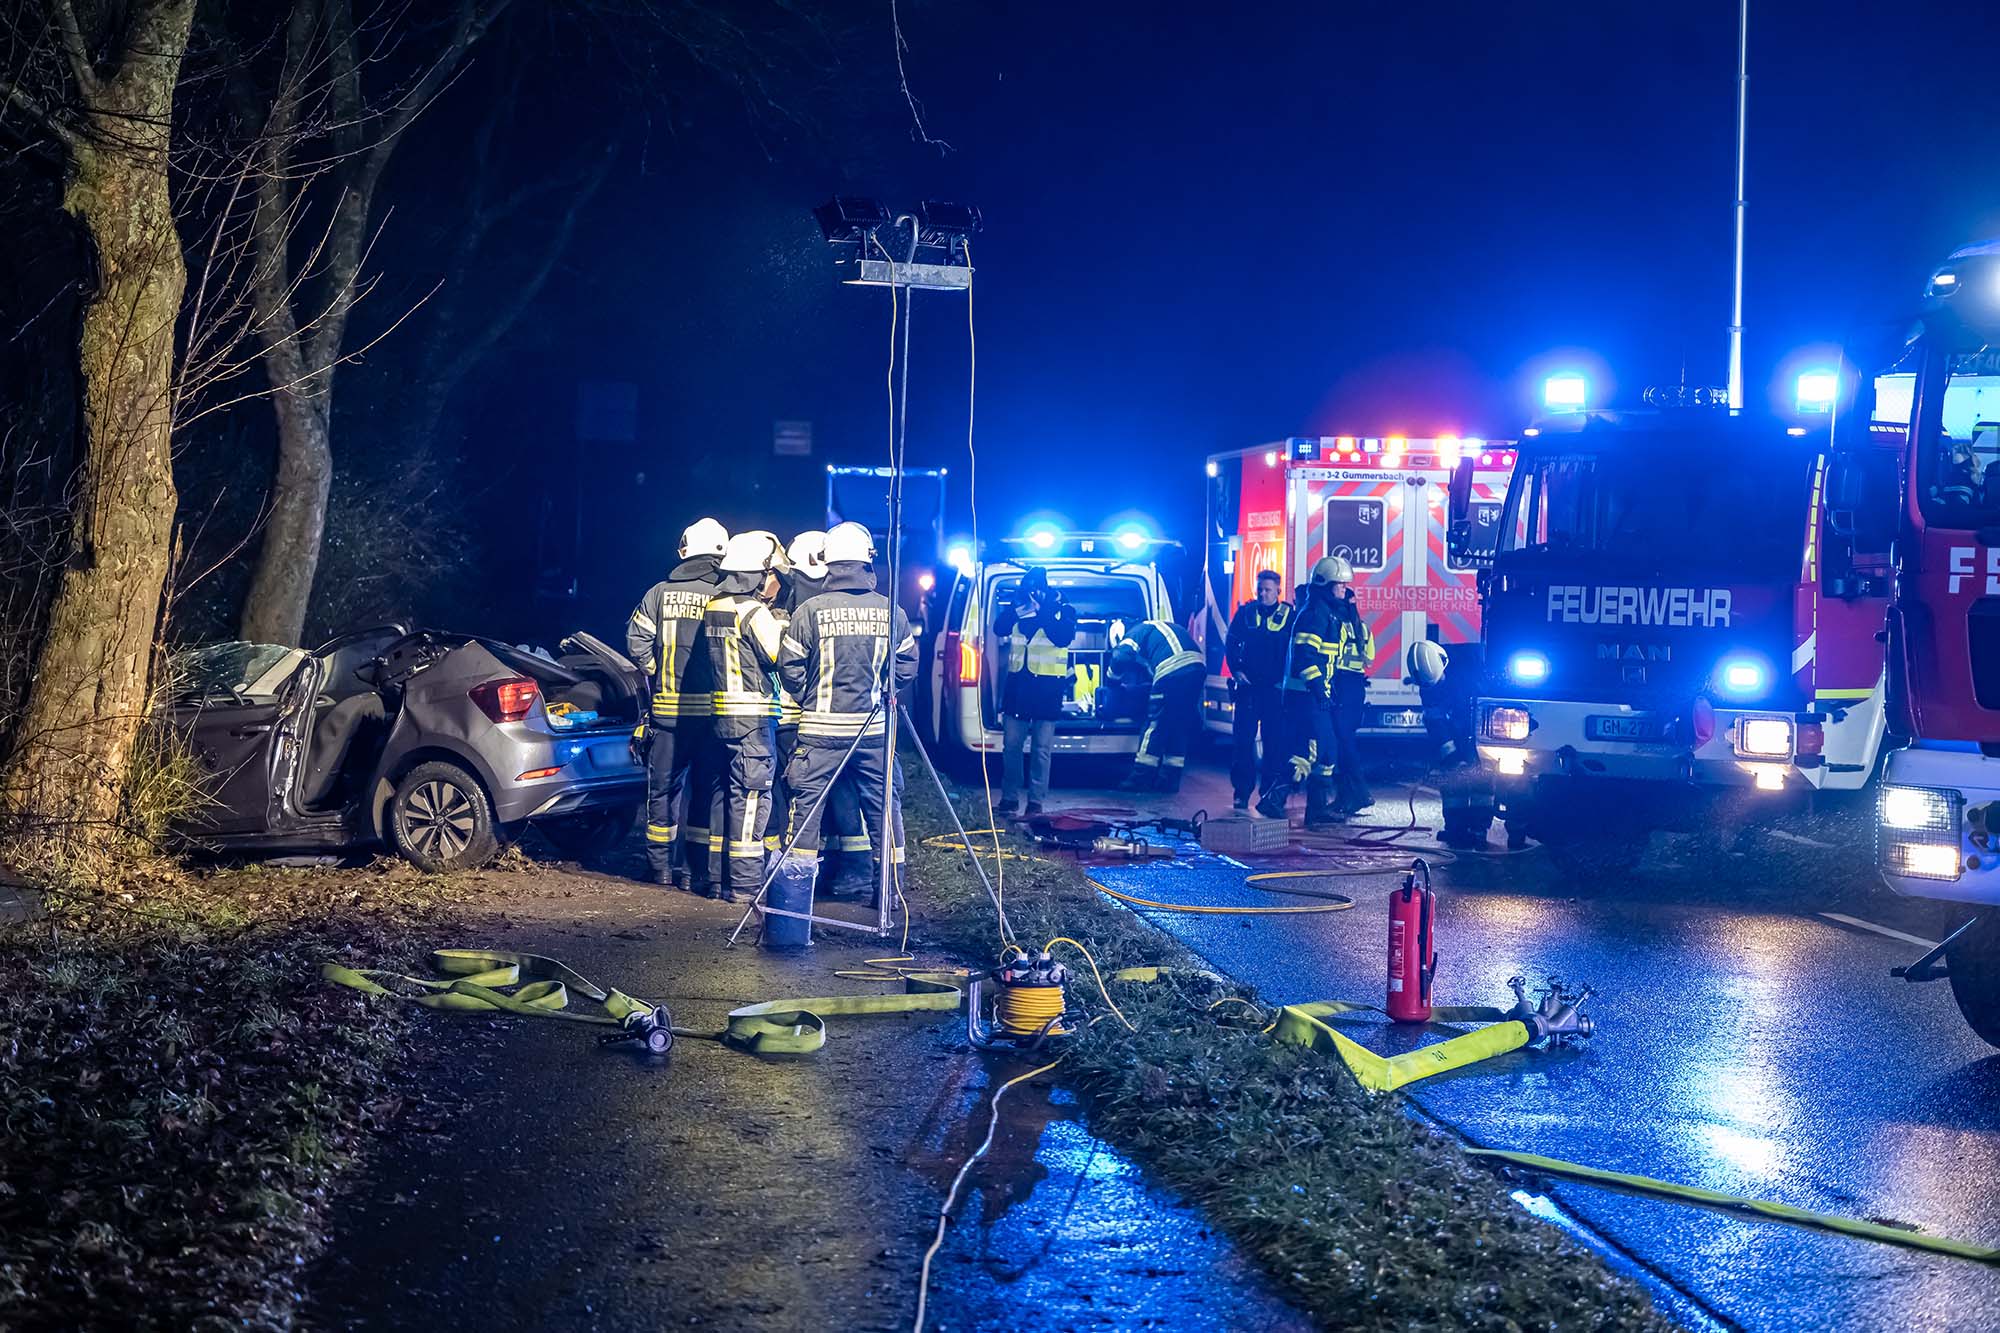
1445, 458, 1476, 565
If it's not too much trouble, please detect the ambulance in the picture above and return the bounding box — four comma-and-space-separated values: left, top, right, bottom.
1201, 436, 1516, 737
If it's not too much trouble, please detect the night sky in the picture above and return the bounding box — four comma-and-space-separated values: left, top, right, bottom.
453, 0, 2000, 636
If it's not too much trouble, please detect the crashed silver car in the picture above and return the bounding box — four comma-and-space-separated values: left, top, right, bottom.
165, 625, 645, 871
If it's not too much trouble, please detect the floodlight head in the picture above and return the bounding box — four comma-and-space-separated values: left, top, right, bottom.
814, 196, 890, 246
919, 201, 983, 241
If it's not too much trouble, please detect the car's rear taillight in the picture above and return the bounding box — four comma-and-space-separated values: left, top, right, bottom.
958, 638, 980, 684
470, 677, 540, 723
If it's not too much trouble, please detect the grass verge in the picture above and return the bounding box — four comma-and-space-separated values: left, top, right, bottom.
903, 779, 1676, 1331
0, 853, 484, 1329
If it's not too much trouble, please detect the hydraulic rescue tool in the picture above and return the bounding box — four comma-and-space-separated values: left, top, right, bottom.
1385, 858, 1438, 1022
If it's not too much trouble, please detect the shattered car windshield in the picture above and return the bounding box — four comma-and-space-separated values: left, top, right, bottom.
166, 641, 303, 704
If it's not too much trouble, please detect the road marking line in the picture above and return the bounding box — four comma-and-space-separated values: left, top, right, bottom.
1767, 829, 1839, 850
1816, 912, 1939, 950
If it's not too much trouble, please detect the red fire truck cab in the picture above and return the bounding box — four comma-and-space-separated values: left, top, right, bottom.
1875, 238, 2000, 1045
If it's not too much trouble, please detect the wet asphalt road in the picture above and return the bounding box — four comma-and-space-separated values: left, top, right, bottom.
1080, 751, 2000, 1332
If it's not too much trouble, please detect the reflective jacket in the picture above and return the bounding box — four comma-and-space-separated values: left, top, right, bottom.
1224, 599, 1293, 688
994, 594, 1077, 720
704, 571, 786, 734
1284, 588, 1373, 697
779, 563, 920, 745
1111, 619, 1201, 687
773, 573, 826, 731
625, 554, 722, 721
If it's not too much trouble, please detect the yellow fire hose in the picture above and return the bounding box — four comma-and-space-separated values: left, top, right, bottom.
325, 949, 2000, 1268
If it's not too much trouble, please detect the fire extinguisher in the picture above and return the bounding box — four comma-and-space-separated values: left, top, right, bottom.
1386, 858, 1436, 1023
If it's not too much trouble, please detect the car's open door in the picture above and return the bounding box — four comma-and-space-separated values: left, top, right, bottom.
167, 646, 316, 836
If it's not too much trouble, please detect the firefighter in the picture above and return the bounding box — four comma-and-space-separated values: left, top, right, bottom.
1224, 568, 1292, 812
766, 531, 827, 865
702, 531, 790, 903
1111, 617, 1203, 793
1258, 556, 1348, 826
1324, 558, 1375, 813
993, 566, 1077, 817
624, 517, 727, 888
770, 521, 920, 909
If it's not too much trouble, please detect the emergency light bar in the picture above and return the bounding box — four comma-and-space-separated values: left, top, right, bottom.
999, 532, 1181, 559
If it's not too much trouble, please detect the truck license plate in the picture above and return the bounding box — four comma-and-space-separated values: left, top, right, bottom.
1377, 709, 1423, 729
1586, 714, 1665, 741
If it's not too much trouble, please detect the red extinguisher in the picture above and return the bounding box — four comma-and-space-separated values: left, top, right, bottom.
1386, 858, 1436, 1023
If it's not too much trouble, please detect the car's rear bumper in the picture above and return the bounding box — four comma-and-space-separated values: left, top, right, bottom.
487, 724, 645, 823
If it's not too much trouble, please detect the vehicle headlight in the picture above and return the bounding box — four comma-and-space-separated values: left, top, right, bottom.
1734, 717, 1793, 758
1484, 706, 1531, 742
1876, 784, 1962, 881
1880, 785, 1953, 832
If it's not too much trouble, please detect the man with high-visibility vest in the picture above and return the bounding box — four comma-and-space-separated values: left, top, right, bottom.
992, 566, 1077, 817
1110, 617, 1203, 793
701, 531, 791, 903
1258, 556, 1373, 824
624, 517, 727, 888
771, 521, 920, 909
1323, 559, 1377, 814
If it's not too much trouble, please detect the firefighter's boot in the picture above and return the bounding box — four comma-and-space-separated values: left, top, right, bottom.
1118, 767, 1156, 793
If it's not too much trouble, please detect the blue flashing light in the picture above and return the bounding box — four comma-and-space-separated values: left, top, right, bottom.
1027, 528, 1058, 552
1717, 656, 1767, 697
945, 543, 972, 572
1543, 374, 1588, 412
1795, 370, 1838, 414
1506, 651, 1550, 685
1113, 524, 1151, 553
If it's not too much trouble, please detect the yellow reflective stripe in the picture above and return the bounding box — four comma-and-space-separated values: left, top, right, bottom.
645, 823, 678, 844
1158, 651, 1202, 676
833, 835, 873, 853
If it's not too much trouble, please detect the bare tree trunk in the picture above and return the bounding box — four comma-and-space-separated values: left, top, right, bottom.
0, 0, 194, 846
238, 390, 330, 645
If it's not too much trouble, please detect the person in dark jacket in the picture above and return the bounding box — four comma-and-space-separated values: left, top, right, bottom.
992, 566, 1078, 817
771, 522, 920, 909
624, 517, 727, 887
701, 532, 790, 903
1224, 569, 1292, 811
1257, 557, 1350, 826
1111, 618, 1203, 793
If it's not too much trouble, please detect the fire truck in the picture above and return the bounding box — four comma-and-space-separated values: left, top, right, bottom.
1447, 402, 1901, 873
1873, 238, 2000, 1046
1202, 436, 1516, 737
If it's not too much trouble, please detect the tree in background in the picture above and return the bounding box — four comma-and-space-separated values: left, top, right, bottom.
232, 0, 514, 647
0, 1, 197, 855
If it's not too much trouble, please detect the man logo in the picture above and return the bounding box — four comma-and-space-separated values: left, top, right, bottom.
1596, 643, 1673, 662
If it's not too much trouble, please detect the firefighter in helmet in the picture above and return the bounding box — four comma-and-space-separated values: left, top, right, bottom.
770, 521, 920, 910
766, 531, 827, 867
624, 517, 727, 888
1259, 556, 1371, 824
1110, 616, 1203, 793
700, 531, 790, 903
1322, 556, 1376, 813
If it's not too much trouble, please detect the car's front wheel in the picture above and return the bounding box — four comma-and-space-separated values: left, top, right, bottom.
390, 761, 498, 872
1946, 913, 2000, 1049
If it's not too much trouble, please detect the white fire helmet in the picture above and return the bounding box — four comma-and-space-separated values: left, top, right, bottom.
720, 531, 786, 575
788, 531, 828, 580
1312, 555, 1353, 585
1407, 640, 1448, 688
824, 522, 876, 565
679, 517, 729, 559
